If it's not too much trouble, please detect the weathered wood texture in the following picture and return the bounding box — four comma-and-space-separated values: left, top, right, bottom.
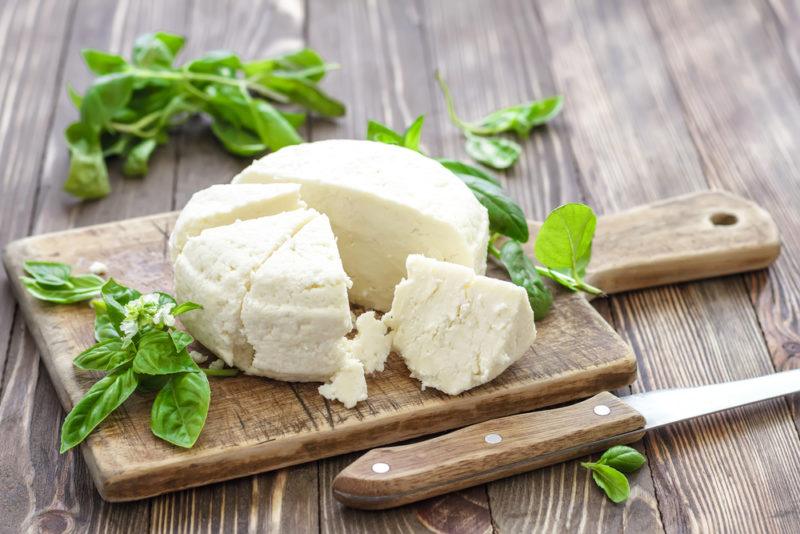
2, 0, 800, 532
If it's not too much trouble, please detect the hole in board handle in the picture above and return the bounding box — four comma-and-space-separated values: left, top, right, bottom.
710, 212, 738, 226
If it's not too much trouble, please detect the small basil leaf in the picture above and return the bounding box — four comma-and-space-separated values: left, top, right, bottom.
184, 50, 242, 76
23, 261, 72, 288
67, 85, 83, 109
499, 240, 552, 320
367, 120, 404, 146
132, 32, 184, 69
91, 299, 120, 341
534, 203, 597, 281
437, 158, 501, 186
210, 118, 267, 156
464, 134, 522, 170
597, 445, 646, 474
172, 301, 203, 316
475, 96, 563, 136
102, 279, 141, 327
60, 366, 139, 452
133, 331, 196, 375
80, 73, 135, 131
150, 371, 210, 448
122, 138, 157, 176
582, 462, 630, 504
262, 76, 345, 117
170, 331, 193, 353
250, 100, 303, 150
402, 115, 424, 151
81, 49, 128, 75
457, 174, 529, 242
73, 339, 135, 371
63, 121, 110, 199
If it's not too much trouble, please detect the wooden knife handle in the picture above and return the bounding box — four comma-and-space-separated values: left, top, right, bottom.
528, 190, 780, 295
333, 392, 645, 510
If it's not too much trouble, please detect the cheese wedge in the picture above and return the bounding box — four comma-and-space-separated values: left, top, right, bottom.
232, 140, 490, 311
174, 209, 316, 368
242, 214, 355, 382
168, 183, 303, 262
384, 255, 536, 395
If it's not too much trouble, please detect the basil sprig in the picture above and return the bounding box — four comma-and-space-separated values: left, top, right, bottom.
435, 71, 562, 170
20, 260, 104, 303
21, 260, 237, 451
65, 32, 345, 199
582, 446, 646, 503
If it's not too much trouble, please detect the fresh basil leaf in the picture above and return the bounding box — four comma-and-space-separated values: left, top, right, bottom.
67, 85, 83, 109
184, 50, 242, 76
101, 279, 141, 327
60, 366, 138, 452
402, 115, 424, 151
80, 73, 135, 131
150, 371, 210, 448
170, 331, 193, 353
582, 462, 630, 503
534, 203, 596, 283
172, 301, 203, 316
458, 174, 528, 242
133, 331, 197, 375
250, 99, 303, 150
464, 134, 521, 170
91, 299, 120, 341
73, 339, 135, 371
474, 96, 563, 137
21, 274, 104, 304
280, 110, 306, 129
437, 158, 501, 186
367, 120, 404, 146
23, 261, 72, 288
275, 48, 327, 82
63, 121, 109, 199
132, 32, 184, 68
598, 445, 646, 474
137, 374, 170, 392
262, 76, 345, 117
81, 49, 128, 75
499, 240, 552, 319
210, 117, 266, 156
122, 138, 157, 176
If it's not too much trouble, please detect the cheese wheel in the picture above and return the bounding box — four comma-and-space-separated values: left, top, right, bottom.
242, 214, 355, 382
168, 183, 303, 262
174, 209, 316, 368
232, 140, 490, 311
384, 255, 536, 395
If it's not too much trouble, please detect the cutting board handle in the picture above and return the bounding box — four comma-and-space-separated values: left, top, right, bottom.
573, 190, 780, 294
332, 392, 645, 510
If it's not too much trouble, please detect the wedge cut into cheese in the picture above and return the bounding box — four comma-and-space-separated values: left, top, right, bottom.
168, 183, 303, 262
232, 140, 490, 311
242, 214, 355, 382
173, 209, 316, 369
384, 255, 536, 395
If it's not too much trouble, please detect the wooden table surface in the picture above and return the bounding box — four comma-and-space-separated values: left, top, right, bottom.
2, 0, 800, 532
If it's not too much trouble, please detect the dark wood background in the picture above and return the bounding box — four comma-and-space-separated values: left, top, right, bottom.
2, 0, 800, 532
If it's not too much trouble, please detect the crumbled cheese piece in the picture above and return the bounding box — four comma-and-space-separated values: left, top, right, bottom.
168, 183, 304, 262
174, 209, 316, 368
242, 215, 354, 381
384, 255, 536, 395
189, 350, 208, 364
233, 140, 489, 311
208, 358, 226, 370
89, 261, 107, 275
346, 311, 393, 374
318, 357, 368, 408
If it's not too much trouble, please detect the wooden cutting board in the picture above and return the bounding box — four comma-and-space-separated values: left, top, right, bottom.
2, 190, 779, 502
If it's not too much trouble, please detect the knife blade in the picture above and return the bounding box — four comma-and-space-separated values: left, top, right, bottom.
333, 369, 800, 510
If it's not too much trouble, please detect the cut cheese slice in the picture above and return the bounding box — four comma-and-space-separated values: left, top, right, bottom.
173, 209, 316, 368
232, 140, 490, 311
242, 214, 355, 382
168, 183, 303, 262
384, 255, 536, 395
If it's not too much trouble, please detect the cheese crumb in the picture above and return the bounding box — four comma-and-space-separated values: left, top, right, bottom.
189, 350, 208, 364
346, 311, 393, 374
208, 358, 226, 370
318, 357, 368, 408
89, 261, 107, 275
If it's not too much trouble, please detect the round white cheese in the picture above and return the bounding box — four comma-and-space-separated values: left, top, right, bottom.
168, 183, 304, 262
232, 140, 490, 311
384, 255, 536, 395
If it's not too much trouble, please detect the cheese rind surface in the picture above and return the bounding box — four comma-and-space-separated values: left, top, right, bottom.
384, 255, 536, 395
232, 140, 490, 311
168, 183, 303, 262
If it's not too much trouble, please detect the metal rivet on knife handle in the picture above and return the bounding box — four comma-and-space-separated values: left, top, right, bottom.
594, 405, 611, 416
484, 433, 502, 444
371, 462, 390, 474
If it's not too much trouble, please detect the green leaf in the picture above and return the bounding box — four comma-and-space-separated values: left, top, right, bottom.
250, 99, 303, 150
437, 158, 501, 186
184, 50, 242, 76
172, 301, 203, 316
366, 120, 404, 146
101, 278, 141, 327
133, 331, 197, 375
262, 76, 345, 117
21, 274, 104, 304
63, 121, 110, 199
457, 174, 528, 242
122, 138, 157, 176
170, 331, 194, 353
598, 446, 646, 474
81, 49, 128, 75
498, 240, 552, 319
91, 299, 120, 341
582, 462, 630, 504
67, 85, 83, 109
402, 115, 424, 151
80, 73, 135, 130
210, 117, 267, 156
151, 371, 210, 448
132, 32, 184, 68
60, 366, 138, 452
73, 339, 135, 371
464, 134, 521, 170
472, 96, 563, 137
534, 203, 597, 284
23, 261, 71, 288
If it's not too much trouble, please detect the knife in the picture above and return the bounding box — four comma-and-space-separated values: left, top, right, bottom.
333, 369, 800, 509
